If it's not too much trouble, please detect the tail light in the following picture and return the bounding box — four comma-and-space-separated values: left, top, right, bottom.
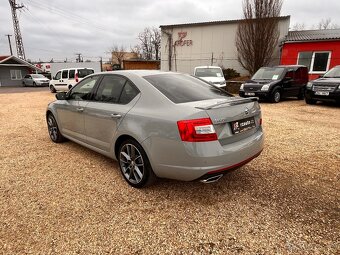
75, 73, 79, 82
177, 118, 217, 142
259, 118, 262, 126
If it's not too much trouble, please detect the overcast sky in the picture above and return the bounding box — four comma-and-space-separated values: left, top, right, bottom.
1, 0, 340, 62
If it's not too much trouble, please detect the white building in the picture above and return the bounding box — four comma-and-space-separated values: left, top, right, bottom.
160, 16, 290, 75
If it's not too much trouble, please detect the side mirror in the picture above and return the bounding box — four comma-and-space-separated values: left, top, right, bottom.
56, 92, 67, 100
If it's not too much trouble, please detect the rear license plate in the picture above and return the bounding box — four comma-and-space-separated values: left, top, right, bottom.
315, 91, 329, 96
245, 92, 255, 96
231, 117, 256, 134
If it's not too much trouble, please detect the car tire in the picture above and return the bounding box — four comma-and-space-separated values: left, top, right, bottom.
297, 88, 305, 100
270, 87, 281, 103
47, 113, 66, 143
22, 81, 26, 87
305, 98, 317, 105
118, 139, 156, 188
33, 82, 36, 87
68, 85, 72, 90
50, 85, 56, 93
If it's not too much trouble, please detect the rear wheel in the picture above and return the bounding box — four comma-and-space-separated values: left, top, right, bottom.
118, 139, 156, 188
270, 88, 281, 103
50, 85, 56, 93
47, 113, 66, 143
22, 81, 26, 87
297, 88, 305, 100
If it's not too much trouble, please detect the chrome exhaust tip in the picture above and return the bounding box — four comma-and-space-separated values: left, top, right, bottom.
200, 174, 223, 184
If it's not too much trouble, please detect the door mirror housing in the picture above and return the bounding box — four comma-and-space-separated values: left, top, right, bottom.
56, 92, 67, 100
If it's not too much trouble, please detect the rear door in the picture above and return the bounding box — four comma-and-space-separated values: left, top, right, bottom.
84, 74, 140, 152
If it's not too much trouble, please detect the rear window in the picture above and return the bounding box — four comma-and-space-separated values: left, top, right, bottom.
78, 69, 94, 78
143, 74, 232, 104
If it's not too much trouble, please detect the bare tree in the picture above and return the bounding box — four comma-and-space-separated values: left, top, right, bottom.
137, 27, 161, 60
108, 44, 126, 67
130, 45, 143, 59
315, 18, 339, 29
291, 22, 306, 31
235, 0, 283, 75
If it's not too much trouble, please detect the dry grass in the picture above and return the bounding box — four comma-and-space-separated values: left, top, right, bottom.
0, 90, 339, 254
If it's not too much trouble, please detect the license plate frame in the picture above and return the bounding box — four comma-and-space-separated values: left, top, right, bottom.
315, 91, 329, 96
231, 117, 256, 134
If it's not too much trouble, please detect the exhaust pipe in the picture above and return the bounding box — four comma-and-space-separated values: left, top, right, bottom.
200, 174, 223, 184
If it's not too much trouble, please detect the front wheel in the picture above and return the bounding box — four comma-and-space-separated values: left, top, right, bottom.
305, 98, 317, 105
118, 139, 156, 188
270, 88, 281, 103
50, 85, 56, 93
47, 113, 66, 143
33, 82, 36, 87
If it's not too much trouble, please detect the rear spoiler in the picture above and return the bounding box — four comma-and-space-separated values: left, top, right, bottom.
195, 97, 258, 110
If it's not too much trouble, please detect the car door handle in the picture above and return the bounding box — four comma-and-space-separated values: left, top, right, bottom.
76, 107, 84, 112
110, 113, 122, 119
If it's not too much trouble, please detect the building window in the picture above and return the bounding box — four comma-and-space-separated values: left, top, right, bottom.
10, 70, 22, 80
297, 51, 331, 73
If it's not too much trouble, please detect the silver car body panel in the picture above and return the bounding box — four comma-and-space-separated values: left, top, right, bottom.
47, 70, 264, 181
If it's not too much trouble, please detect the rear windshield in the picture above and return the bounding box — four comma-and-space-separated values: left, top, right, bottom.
252, 67, 285, 80
143, 74, 232, 104
78, 69, 94, 78
195, 68, 223, 78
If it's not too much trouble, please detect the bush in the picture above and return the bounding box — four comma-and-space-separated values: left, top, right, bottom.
222, 68, 240, 80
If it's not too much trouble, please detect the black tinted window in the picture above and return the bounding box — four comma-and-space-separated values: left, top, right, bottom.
69, 70, 75, 79
62, 70, 68, 79
55, 71, 61, 80
144, 74, 231, 104
78, 69, 94, 78
94, 75, 127, 103
119, 81, 139, 104
69, 76, 99, 100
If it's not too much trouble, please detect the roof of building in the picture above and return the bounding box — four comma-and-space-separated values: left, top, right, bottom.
0, 55, 43, 72
285, 29, 340, 42
160, 16, 290, 29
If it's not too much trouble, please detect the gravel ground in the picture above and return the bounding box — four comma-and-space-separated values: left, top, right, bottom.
0, 91, 339, 254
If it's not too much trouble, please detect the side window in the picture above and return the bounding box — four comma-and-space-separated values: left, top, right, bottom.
119, 81, 139, 104
62, 70, 68, 79
285, 71, 294, 79
94, 75, 127, 103
69, 70, 75, 79
55, 71, 61, 80
24, 75, 30, 79
68, 76, 99, 100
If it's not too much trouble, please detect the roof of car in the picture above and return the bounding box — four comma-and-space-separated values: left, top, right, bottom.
96, 70, 178, 77
274, 65, 307, 71
194, 66, 221, 69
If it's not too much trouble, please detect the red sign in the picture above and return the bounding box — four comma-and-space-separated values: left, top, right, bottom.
174, 32, 193, 47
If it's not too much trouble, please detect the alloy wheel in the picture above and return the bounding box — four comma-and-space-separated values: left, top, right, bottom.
274, 91, 281, 102
47, 115, 58, 142
119, 143, 145, 184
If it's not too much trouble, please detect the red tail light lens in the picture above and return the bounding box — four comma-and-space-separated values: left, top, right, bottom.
75, 73, 79, 82
259, 118, 262, 126
177, 118, 217, 142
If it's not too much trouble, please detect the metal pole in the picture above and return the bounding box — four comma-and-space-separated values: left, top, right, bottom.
5, 34, 13, 55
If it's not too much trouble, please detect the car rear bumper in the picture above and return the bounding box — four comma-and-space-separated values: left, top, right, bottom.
143, 128, 264, 181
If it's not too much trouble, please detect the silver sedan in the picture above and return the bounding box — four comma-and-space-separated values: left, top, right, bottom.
23, 74, 50, 87
46, 70, 264, 188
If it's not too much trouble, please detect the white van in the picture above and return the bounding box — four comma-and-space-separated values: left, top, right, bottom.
194, 66, 226, 88
49, 68, 95, 93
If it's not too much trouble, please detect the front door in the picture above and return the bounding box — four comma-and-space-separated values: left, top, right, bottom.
56, 75, 99, 143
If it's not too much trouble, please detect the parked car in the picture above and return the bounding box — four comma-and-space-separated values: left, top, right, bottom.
22, 74, 50, 87
49, 68, 94, 93
305, 65, 340, 104
194, 66, 226, 88
46, 71, 264, 188
239, 65, 308, 103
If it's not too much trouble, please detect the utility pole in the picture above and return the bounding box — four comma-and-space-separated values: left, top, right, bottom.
75, 53, 83, 62
99, 57, 103, 72
8, 0, 26, 60
5, 34, 13, 55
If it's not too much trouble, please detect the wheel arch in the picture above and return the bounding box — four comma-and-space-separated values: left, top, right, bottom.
114, 134, 140, 159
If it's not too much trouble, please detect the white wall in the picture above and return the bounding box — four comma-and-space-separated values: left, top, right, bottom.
161, 17, 290, 76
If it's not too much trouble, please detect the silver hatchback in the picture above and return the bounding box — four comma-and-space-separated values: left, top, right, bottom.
46, 71, 264, 188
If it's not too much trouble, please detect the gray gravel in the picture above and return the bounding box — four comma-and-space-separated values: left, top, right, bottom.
0, 91, 339, 254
